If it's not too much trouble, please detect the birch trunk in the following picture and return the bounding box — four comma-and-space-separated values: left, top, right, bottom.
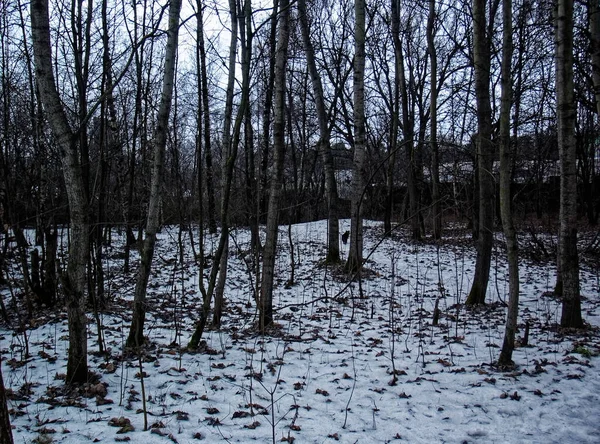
555, 0, 583, 328
260, 0, 290, 329
196, 0, 217, 234
393, 0, 419, 240
428, 0, 442, 239
497, 0, 520, 366
385, 0, 402, 237
466, 0, 494, 306
259, 0, 280, 221
126, 0, 182, 347
31, 0, 89, 384
298, 0, 340, 263
346, 0, 367, 273
213, 0, 254, 327
189, 0, 243, 347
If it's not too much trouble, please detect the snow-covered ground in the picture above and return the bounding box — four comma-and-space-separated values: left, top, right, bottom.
1, 220, 599, 443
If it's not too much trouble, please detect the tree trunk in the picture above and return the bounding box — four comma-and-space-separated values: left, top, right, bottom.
196, 0, 217, 234
259, 0, 280, 222
245, 92, 261, 252
240, 0, 260, 252
0, 363, 13, 444
393, 0, 420, 240
212, 0, 253, 329
385, 0, 402, 237
346, 0, 367, 273
189, 0, 244, 347
124, 0, 146, 273
466, 0, 494, 306
555, 0, 583, 328
260, 0, 290, 330
92, 0, 118, 312
298, 0, 340, 263
31, 0, 89, 384
497, 0, 519, 367
126, 0, 182, 347
212, 240, 228, 327
428, 0, 442, 239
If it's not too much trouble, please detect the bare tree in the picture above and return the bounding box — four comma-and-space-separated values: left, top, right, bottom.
189, 0, 243, 346
465, 0, 496, 306
122, 0, 151, 273
126, 0, 183, 347
196, 0, 217, 234
393, 0, 421, 240
298, 0, 341, 263
260, 0, 291, 329
214, 0, 254, 327
31, 0, 90, 384
428, 0, 442, 239
497, 0, 519, 366
259, 0, 280, 222
383, 0, 402, 237
555, 0, 583, 328
346, 0, 367, 272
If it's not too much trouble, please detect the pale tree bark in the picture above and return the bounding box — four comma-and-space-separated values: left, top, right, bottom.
126, 0, 183, 347
189, 0, 242, 347
31, 0, 89, 384
260, 0, 290, 330
427, 0, 442, 239
192, 0, 208, 335
298, 0, 340, 263
466, 0, 495, 306
18, 0, 59, 308
0, 363, 13, 444
555, 0, 583, 328
498, 0, 520, 366
213, 0, 253, 327
35, 3, 60, 299
346, 0, 367, 273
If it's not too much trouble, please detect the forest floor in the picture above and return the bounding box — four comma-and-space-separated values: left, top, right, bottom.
1, 219, 600, 443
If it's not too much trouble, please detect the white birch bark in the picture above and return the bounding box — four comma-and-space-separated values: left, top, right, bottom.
127, 0, 183, 347
260, 0, 290, 329
346, 0, 367, 272
31, 0, 89, 384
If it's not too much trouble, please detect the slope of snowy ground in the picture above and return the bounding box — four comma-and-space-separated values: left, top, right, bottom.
1, 220, 599, 443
